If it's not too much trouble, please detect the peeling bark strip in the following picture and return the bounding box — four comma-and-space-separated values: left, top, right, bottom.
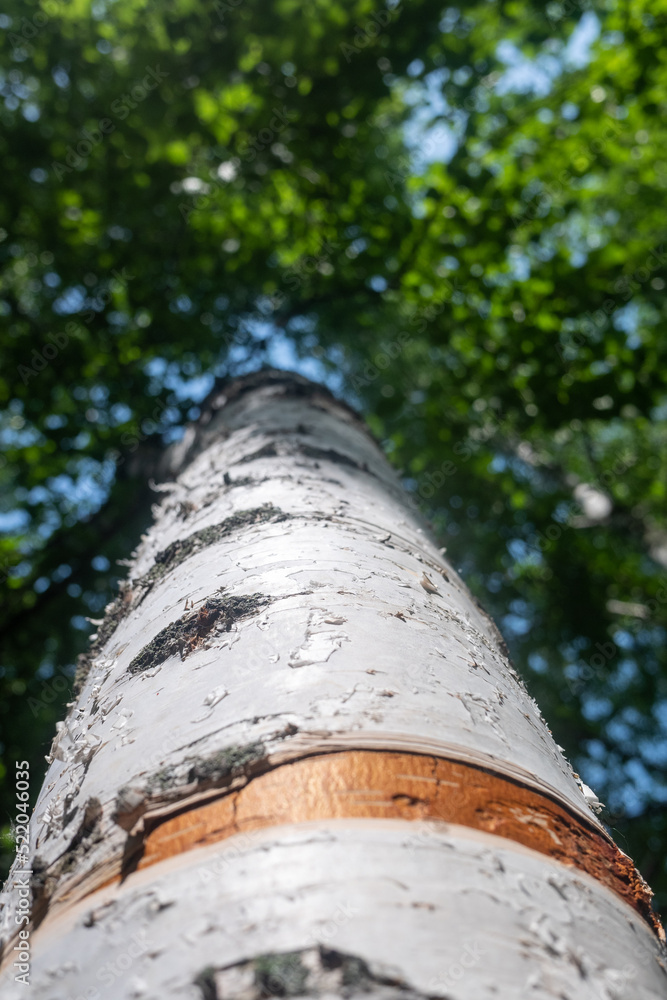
113, 739, 269, 833
129, 750, 661, 938
2, 369, 665, 997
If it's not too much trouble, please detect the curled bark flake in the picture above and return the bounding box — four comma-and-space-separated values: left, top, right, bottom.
72, 581, 134, 695
30, 797, 103, 928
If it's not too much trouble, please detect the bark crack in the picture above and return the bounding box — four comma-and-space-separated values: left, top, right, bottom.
237, 442, 380, 481
138, 505, 291, 592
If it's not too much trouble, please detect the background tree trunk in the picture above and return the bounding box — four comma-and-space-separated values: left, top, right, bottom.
1, 370, 665, 999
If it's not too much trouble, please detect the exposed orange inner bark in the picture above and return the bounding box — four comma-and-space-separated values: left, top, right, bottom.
132, 750, 661, 938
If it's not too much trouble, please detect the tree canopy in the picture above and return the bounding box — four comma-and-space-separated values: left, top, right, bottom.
1, 0, 666, 912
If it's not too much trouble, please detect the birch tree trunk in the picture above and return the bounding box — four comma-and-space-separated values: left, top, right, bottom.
1, 370, 665, 999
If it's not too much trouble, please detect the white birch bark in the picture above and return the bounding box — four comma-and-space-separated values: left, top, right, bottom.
1, 371, 664, 999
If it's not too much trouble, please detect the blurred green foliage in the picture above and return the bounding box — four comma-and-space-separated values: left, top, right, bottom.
1, 0, 666, 912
